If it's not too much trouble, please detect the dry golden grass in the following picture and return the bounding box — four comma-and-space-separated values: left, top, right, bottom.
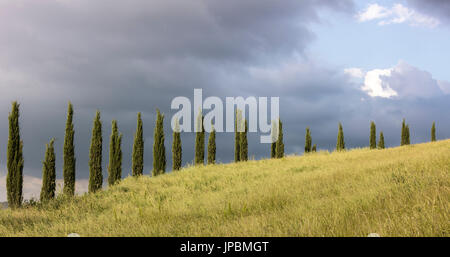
0, 140, 449, 236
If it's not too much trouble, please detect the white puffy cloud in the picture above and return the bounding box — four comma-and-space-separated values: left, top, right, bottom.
357, 3, 390, 22
349, 61, 448, 99
362, 68, 398, 98
357, 3, 440, 28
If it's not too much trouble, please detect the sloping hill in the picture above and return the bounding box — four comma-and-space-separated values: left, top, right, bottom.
0, 140, 449, 236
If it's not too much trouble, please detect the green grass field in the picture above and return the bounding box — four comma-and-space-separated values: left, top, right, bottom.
0, 140, 449, 236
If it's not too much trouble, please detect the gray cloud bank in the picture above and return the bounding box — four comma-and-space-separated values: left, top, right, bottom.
407, 0, 450, 24
0, 0, 448, 201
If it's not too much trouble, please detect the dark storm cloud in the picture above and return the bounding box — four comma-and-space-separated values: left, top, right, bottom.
407, 0, 450, 24
0, 0, 354, 189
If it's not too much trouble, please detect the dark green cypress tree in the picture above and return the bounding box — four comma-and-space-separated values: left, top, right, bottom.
116, 133, 122, 182
152, 109, 166, 176
431, 121, 436, 142
271, 143, 276, 158
336, 122, 345, 151
304, 127, 312, 153
207, 125, 216, 165
378, 131, 385, 149
108, 120, 122, 186
40, 138, 56, 202
312, 144, 317, 152
401, 119, 406, 146
132, 112, 144, 176
240, 120, 248, 161
276, 119, 284, 158
370, 121, 376, 149
63, 102, 76, 196
6, 101, 24, 208
172, 119, 182, 170
405, 124, 410, 145
88, 111, 103, 193
234, 109, 242, 162
270, 120, 277, 158
195, 113, 205, 165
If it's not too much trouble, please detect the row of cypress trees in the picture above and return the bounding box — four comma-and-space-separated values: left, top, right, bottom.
369, 121, 385, 150
5, 100, 441, 207
334, 119, 437, 153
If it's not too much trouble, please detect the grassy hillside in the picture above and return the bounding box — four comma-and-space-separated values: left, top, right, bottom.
0, 140, 449, 236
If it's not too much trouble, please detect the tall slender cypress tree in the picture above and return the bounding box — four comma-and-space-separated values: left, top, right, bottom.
7, 101, 24, 208
234, 109, 242, 162
304, 127, 312, 153
276, 119, 284, 158
195, 112, 205, 165
108, 120, 122, 186
370, 121, 376, 149
401, 119, 406, 146
152, 109, 166, 176
336, 122, 345, 151
132, 112, 144, 176
271, 143, 276, 158
40, 138, 56, 202
270, 120, 277, 158
378, 131, 385, 149
88, 111, 103, 193
172, 119, 182, 170
431, 121, 436, 142
207, 124, 216, 165
63, 102, 76, 196
240, 120, 248, 161
405, 124, 410, 145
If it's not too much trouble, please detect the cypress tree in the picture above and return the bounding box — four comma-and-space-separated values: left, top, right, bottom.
370, 121, 376, 149
240, 120, 248, 161
40, 138, 56, 202
312, 144, 317, 152
88, 111, 103, 193
63, 102, 76, 196
304, 127, 312, 153
6, 101, 24, 208
207, 124, 216, 165
172, 118, 182, 170
336, 122, 345, 151
405, 124, 410, 145
108, 120, 122, 186
271, 143, 276, 158
401, 119, 406, 146
378, 131, 385, 149
152, 109, 166, 176
195, 112, 205, 165
275, 119, 284, 158
431, 122, 436, 142
270, 120, 277, 158
132, 112, 144, 176
234, 109, 242, 162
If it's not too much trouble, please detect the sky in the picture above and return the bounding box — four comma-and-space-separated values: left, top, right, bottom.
0, 0, 449, 201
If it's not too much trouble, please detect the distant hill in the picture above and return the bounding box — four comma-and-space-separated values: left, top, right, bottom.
0, 139, 449, 236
